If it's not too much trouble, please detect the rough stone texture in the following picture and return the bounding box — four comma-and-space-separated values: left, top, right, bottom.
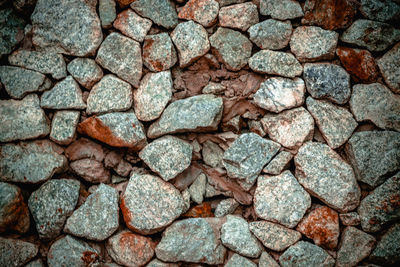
279, 241, 335, 267
249, 220, 301, 252
148, 94, 223, 138
336, 226, 376, 267
28, 179, 80, 239
215, 198, 239, 217
188, 173, 207, 204
147, 259, 179, 267
130, 0, 178, 29
121, 173, 184, 234
155, 218, 226, 264
254, 171, 311, 228
106, 230, 155, 267
303, 63, 351, 105
248, 19, 292, 50
67, 58, 103, 89
225, 253, 257, 267
65, 138, 105, 162
64, 184, 119, 241
377, 42, 400, 94
99, 0, 116, 28
0, 9, 25, 57
96, 32, 142, 88
217, 0, 246, 6
0, 140, 66, 184
260, 0, 303, 20
254, 77, 305, 113
249, 50, 302, 78
263, 150, 293, 175
370, 223, 400, 265
50, 111, 80, 145
178, 0, 219, 27
70, 158, 110, 184
0, 94, 49, 142
341, 19, 400, 51
360, 0, 400, 22
261, 107, 314, 150
143, 33, 177, 72
259, 252, 280, 267
306, 97, 357, 149
0, 237, 38, 267
134, 71, 173, 121
171, 21, 210, 68
339, 212, 361, 226
202, 140, 224, 168
219, 2, 259, 31
0, 182, 30, 234
209, 27, 252, 71
113, 8, 152, 42
31, 0, 102, 56
25, 259, 44, 267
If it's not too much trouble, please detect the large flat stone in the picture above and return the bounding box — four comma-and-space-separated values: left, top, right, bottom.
130, 0, 178, 29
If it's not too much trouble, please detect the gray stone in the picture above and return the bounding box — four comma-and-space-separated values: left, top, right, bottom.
360, 0, 400, 22
147, 259, 179, 267
0, 237, 38, 267
25, 259, 44, 267
143, 33, 177, 72
341, 19, 400, 51
0, 9, 25, 57
50, 110, 80, 145
178, 0, 219, 27
254, 171, 311, 228
0, 140, 67, 184
113, 8, 152, 42
0, 94, 50, 142
64, 184, 119, 241
209, 27, 252, 71
260, 0, 304, 20
259, 252, 279, 267
70, 158, 110, 184
248, 19, 292, 50
189, 173, 207, 204
67, 58, 103, 89
370, 223, 400, 265
339, 212, 361, 226
303, 63, 351, 105
249, 50, 302, 78
219, 2, 259, 31
202, 140, 224, 168
279, 241, 335, 267
214, 198, 239, 217
202, 82, 226, 95
99, 0, 116, 28
225, 254, 256, 267
28, 179, 80, 239
377, 42, 400, 94
263, 151, 293, 175
295, 142, 361, 212
217, 0, 245, 6
96, 32, 142, 87
130, 0, 178, 29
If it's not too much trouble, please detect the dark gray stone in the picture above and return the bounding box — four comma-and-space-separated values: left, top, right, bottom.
360, 0, 400, 22
0, 237, 38, 267
377, 42, 400, 94
0, 9, 25, 58
130, 0, 178, 29
370, 223, 400, 265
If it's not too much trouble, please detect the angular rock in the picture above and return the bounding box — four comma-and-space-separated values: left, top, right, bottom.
215, 198, 239, 217
0, 238, 38, 267
130, 0, 178, 29
377, 42, 400, 94
50, 110, 80, 145
279, 241, 335, 267
254, 171, 311, 228
260, 0, 304, 20
188, 173, 207, 204
225, 254, 256, 267
0, 9, 25, 57
70, 158, 110, 184
113, 8, 152, 42
202, 140, 224, 168
143, 33, 177, 72
360, 0, 400, 22
263, 151, 293, 175
339, 212, 361, 226
147, 259, 179, 267
99, 0, 116, 28
65, 138, 105, 162
67, 58, 103, 89
248, 19, 292, 50
178, 0, 219, 27
370, 223, 400, 265
259, 252, 279, 267
219, 2, 259, 31
28, 179, 80, 239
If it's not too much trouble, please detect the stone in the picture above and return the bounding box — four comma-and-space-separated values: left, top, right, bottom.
261, 107, 314, 149
8, 50, 67, 79
40, 76, 86, 110
202, 140, 224, 168
279, 241, 335, 267
248, 19, 292, 50
25, 259, 44, 267
65, 138, 105, 162
336, 226, 376, 267
249, 50, 302, 78
113, 8, 152, 42
0, 182, 30, 234
78, 111, 147, 149
214, 198, 239, 217
28, 179, 80, 239
148, 94, 223, 138
263, 151, 293, 175
155, 218, 226, 264
117, 0, 135, 6
339, 212, 361, 226
306, 97, 357, 149
260, 0, 304, 20
254, 171, 311, 228
130, 0, 178, 29
295, 142, 361, 212
219, 2, 259, 31
70, 158, 110, 184
217, 0, 245, 6
225, 254, 257, 267
358, 172, 400, 232
50, 111, 80, 145
0, 140, 66, 183
178, 0, 219, 27
254, 77, 305, 113
189, 173, 207, 204
0, 9, 25, 57
0, 238, 38, 267
67, 58, 103, 89
0, 94, 49, 142
64, 184, 119, 241
31, 0, 102, 56
106, 230, 155, 266
360, 0, 400, 22
134, 71, 173, 121
259, 252, 279, 267
290, 26, 338, 62
370, 223, 400, 265
377, 42, 400, 94
341, 19, 400, 51
99, 0, 116, 28
336, 46, 379, 83
143, 33, 177, 72
171, 21, 210, 68
147, 259, 179, 267
303, 63, 351, 105
121, 173, 184, 234
249, 220, 301, 252
0, 66, 51, 99
96, 32, 142, 87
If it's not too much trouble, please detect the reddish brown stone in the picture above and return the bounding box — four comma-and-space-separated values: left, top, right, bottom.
178, 0, 219, 27
116, 0, 135, 7
65, 138, 105, 162
183, 203, 214, 218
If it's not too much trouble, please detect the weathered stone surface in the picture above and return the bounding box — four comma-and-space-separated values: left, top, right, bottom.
25, 259, 44, 267
261, 107, 314, 149
254, 171, 311, 228
202, 140, 224, 168
377, 42, 400, 94
306, 97, 357, 149
248, 19, 292, 50
219, 2, 259, 31
67, 58, 103, 89
209, 27, 252, 71
295, 142, 361, 212
130, 0, 178, 29
341, 19, 400, 51
263, 150, 293, 175
370, 223, 400, 265
0, 237, 38, 267
254, 77, 305, 113
279, 241, 335, 267
188, 173, 207, 204
143, 33, 177, 72
65, 138, 105, 162
339, 212, 361, 226
259, 252, 279, 267
260, 0, 303, 20
121, 173, 184, 234
134, 71, 172, 121
148, 94, 223, 138
106, 230, 155, 267
28, 179, 79, 239
31, 0, 102, 56
215, 198, 239, 217
50, 110, 80, 145
0, 140, 66, 183
113, 8, 152, 42
99, 0, 116, 28
0, 94, 49, 142
360, 0, 400, 22
78, 111, 147, 149
178, 0, 219, 27
147, 259, 179, 267
0, 9, 25, 57
96, 32, 142, 87
249, 220, 301, 251
336, 226, 376, 267
249, 50, 302, 78
217, 0, 245, 6
64, 184, 119, 241
116, 0, 135, 6
70, 158, 110, 184
225, 253, 257, 267
155, 218, 226, 264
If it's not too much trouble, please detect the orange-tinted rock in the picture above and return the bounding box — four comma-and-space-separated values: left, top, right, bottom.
178, 0, 219, 27
116, 0, 135, 7
65, 137, 105, 162
183, 203, 214, 218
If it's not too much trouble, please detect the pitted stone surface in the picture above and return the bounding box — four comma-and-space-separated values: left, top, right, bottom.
113, 8, 152, 42
0, 237, 38, 267
263, 150, 293, 175
248, 19, 292, 50
178, 0, 219, 27
279, 241, 335, 267
360, 0, 400, 23
143, 33, 177, 72
50, 110, 80, 145
0, 9, 26, 57
370, 223, 400, 265
67, 58, 103, 89
377, 42, 400, 94
219, 2, 259, 31
130, 0, 178, 29
260, 0, 304, 20
225, 254, 257, 267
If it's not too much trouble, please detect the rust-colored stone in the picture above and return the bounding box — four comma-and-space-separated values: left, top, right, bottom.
143, 38, 164, 72
183, 203, 214, 218
116, 0, 135, 7
178, 0, 219, 27
0, 189, 30, 234
81, 251, 98, 265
